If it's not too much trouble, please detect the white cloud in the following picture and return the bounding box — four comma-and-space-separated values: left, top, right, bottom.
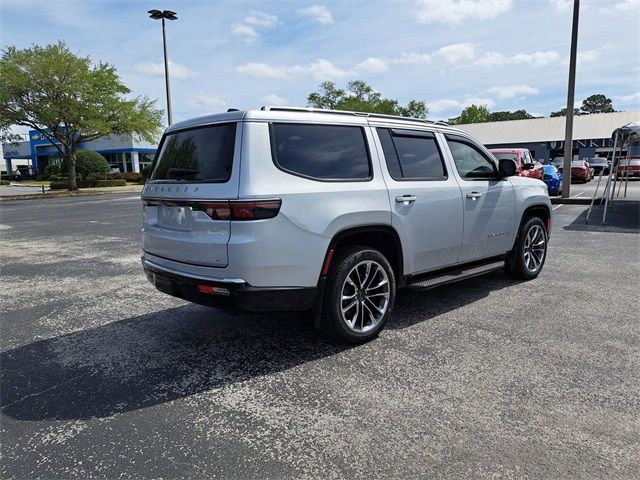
435, 42, 476, 64
577, 48, 602, 63
356, 57, 390, 73
415, 0, 512, 26
487, 85, 539, 99
429, 99, 461, 113
612, 0, 640, 12
232, 11, 278, 43
236, 59, 349, 80
550, 0, 572, 12
463, 97, 495, 108
231, 24, 260, 43
395, 52, 432, 65
190, 94, 226, 109
615, 92, 640, 103
475, 50, 560, 67
297, 5, 334, 25
244, 11, 278, 28
134, 61, 196, 79
261, 94, 289, 106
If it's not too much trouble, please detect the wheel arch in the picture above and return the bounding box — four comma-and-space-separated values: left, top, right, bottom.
321, 225, 404, 285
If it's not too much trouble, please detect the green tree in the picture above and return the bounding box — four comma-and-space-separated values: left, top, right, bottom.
307, 80, 428, 118
0, 42, 163, 190
579, 94, 614, 114
488, 109, 536, 121
449, 104, 491, 124
550, 107, 580, 117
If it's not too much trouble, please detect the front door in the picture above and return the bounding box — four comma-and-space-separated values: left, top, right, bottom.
373, 126, 463, 275
442, 134, 516, 263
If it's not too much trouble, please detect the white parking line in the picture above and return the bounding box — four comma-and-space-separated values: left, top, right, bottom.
553, 204, 563, 210
572, 192, 584, 198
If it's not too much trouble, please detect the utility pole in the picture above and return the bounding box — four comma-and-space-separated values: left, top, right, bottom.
148, 9, 178, 126
562, 0, 580, 198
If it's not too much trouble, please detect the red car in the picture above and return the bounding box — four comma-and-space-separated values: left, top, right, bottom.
569, 160, 591, 183
490, 148, 543, 180
617, 158, 640, 178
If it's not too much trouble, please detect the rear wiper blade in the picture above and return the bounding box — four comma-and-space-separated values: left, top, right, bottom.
167, 168, 199, 179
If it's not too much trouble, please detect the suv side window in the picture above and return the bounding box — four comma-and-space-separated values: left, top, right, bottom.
376, 128, 447, 180
446, 136, 498, 179
271, 123, 371, 181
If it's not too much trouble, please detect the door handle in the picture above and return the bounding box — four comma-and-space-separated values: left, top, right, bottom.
395, 195, 417, 204
466, 192, 483, 200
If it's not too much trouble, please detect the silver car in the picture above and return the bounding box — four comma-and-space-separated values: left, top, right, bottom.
141, 107, 552, 343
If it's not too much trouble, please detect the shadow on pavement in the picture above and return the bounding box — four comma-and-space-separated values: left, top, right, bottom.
564, 200, 639, 234
1, 271, 518, 421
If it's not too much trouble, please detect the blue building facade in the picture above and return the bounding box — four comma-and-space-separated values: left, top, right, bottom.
2, 131, 157, 175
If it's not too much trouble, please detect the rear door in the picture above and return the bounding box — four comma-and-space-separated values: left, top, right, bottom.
141, 122, 241, 267
373, 126, 463, 274
442, 133, 516, 262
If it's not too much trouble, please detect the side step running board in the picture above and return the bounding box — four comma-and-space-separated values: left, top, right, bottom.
408, 260, 505, 290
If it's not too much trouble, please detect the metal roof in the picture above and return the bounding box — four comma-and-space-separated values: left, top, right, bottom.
455, 111, 640, 145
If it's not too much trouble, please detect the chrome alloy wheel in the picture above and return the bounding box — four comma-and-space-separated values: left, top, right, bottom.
340, 260, 390, 333
523, 224, 546, 273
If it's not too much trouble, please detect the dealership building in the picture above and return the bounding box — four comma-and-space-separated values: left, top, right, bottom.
456, 110, 640, 162
2, 131, 157, 174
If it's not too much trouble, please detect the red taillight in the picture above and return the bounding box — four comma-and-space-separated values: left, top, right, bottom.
195, 199, 281, 221
197, 284, 231, 296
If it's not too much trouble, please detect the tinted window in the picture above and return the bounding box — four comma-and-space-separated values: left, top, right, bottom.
376, 128, 446, 180
447, 137, 497, 179
271, 124, 370, 180
151, 123, 236, 182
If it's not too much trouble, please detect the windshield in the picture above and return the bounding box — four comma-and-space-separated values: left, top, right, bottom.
150, 123, 236, 182
493, 153, 517, 161
590, 158, 607, 165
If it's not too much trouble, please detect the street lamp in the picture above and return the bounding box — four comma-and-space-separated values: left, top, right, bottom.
148, 9, 178, 125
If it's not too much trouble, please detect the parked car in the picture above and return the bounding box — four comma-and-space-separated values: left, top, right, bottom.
141, 107, 552, 343
490, 148, 543, 180
617, 158, 640, 179
585, 161, 595, 180
558, 160, 591, 183
587, 157, 610, 176
541, 165, 563, 195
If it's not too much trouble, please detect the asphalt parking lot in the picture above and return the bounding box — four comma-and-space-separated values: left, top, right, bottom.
1, 185, 639, 479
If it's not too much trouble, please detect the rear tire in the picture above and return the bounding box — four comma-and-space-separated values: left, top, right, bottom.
505, 217, 548, 280
322, 246, 396, 344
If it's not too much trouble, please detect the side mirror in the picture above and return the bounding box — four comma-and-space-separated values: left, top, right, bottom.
498, 158, 517, 177
522, 163, 535, 170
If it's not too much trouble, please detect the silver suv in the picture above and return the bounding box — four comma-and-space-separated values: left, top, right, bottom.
141, 107, 551, 343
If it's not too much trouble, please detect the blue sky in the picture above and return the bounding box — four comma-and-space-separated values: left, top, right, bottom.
1, 0, 639, 126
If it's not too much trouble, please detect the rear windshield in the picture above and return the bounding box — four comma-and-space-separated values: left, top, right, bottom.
150, 123, 236, 182
493, 153, 517, 161
589, 158, 607, 164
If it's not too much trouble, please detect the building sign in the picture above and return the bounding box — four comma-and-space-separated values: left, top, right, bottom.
549, 138, 614, 149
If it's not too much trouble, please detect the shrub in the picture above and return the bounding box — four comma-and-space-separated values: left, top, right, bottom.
42, 163, 61, 179
62, 150, 110, 181
120, 172, 143, 182
0, 179, 10, 186
94, 179, 126, 187
50, 181, 70, 190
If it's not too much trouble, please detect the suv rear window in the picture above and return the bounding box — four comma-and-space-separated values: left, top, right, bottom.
271, 123, 371, 180
150, 123, 236, 182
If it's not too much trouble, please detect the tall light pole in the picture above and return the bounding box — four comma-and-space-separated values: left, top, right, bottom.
562, 0, 580, 198
148, 9, 177, 125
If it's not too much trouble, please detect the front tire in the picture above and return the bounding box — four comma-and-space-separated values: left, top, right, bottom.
323, 246, 396, 344
505, 217, 548, 280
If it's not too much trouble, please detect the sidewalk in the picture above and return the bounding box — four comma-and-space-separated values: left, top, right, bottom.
0, 184, 143, 201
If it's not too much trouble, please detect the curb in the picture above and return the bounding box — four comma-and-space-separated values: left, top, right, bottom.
0, 186, 143, 201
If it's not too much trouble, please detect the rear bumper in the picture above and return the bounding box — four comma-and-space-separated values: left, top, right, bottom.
142, 257, 317, 312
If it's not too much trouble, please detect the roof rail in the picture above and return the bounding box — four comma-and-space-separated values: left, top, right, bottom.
260, 105, 449, 126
